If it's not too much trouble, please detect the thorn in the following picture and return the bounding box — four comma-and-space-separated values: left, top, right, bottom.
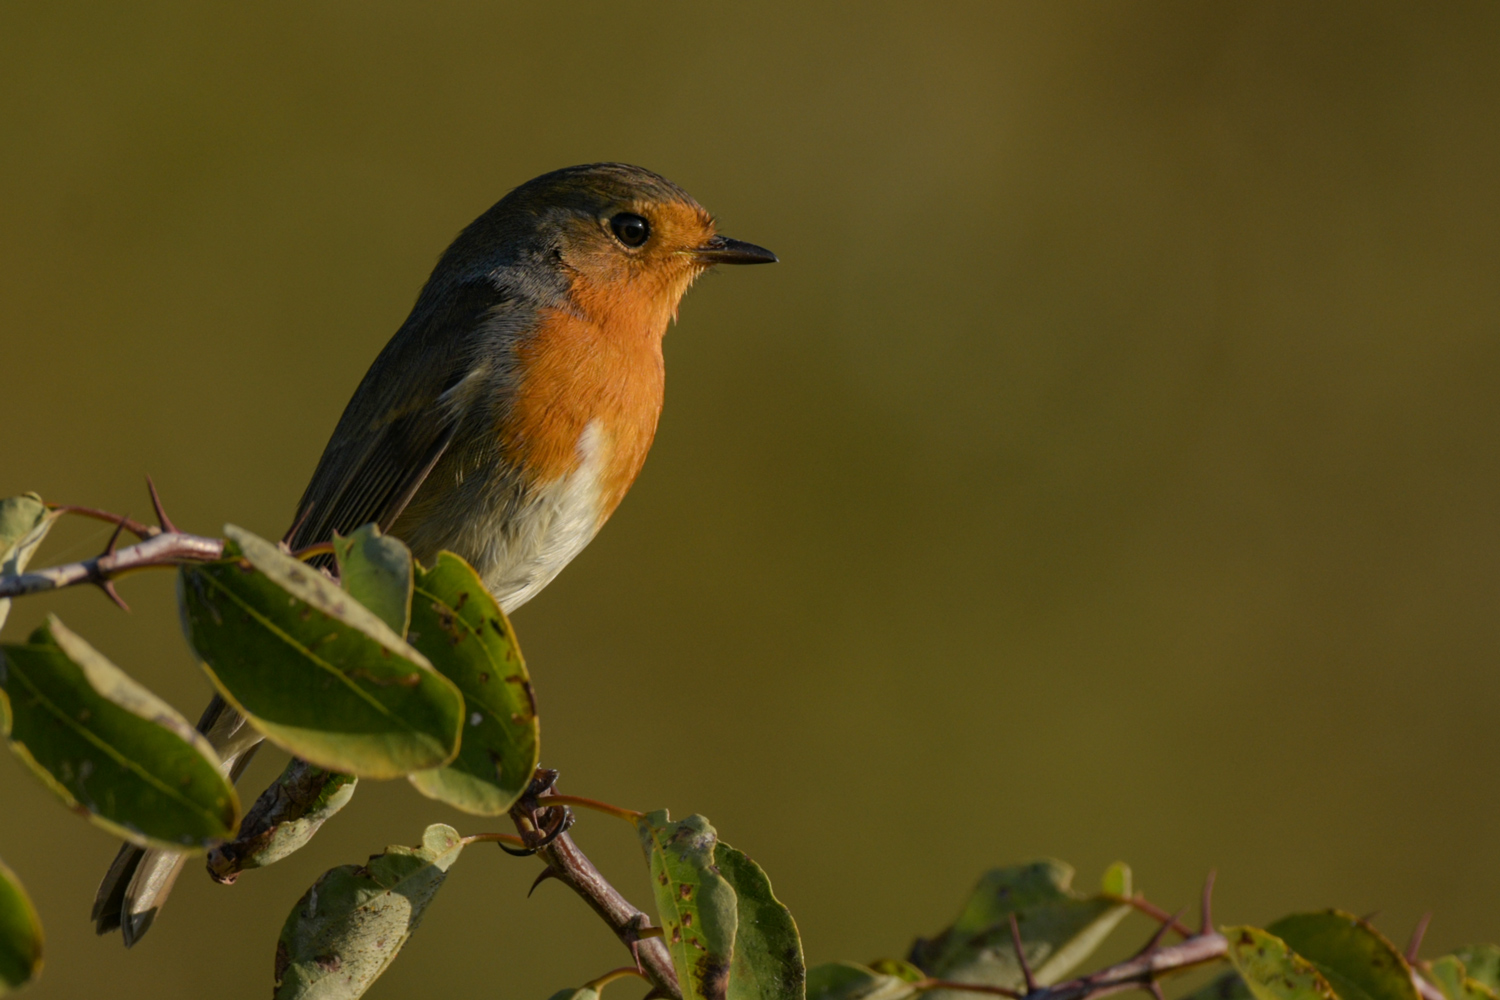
97, 579, 130, 613
1405, 913, 1432, 963
145, 477, 177, 535
527, 867, 558, 897
624, 915, 657, 975
1125, 895, 1195, 939
1200, 870, 1217, 935
1134, 908, 1187, 959
1146, 980, 1167, 1000
1009, 913, 1038, 995
498, 840, 541, 857
104, 513, 131, 557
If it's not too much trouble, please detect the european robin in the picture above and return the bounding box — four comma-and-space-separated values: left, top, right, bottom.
92, 163, 776, 943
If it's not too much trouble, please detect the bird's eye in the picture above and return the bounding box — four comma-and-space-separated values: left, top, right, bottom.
609, 212, 650, 248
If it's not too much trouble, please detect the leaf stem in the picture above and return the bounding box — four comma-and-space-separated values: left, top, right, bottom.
538, 794, 643, 823
292, 542, 336, 561
586, 967, 651, 992
461, 831, 528, 848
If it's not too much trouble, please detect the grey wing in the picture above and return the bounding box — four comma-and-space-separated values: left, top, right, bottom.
286, 279, 517, 551
285, 406, 461, 552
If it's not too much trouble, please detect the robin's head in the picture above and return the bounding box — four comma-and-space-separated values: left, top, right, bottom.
441, 163, 775, 321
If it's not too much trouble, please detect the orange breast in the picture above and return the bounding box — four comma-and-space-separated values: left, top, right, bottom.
500, 270, 674, 524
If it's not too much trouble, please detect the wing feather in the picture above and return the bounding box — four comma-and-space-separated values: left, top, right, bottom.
286, 278, 519, 551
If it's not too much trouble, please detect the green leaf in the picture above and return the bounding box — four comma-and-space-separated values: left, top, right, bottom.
717, 841, 805, 1000
1224, 926, 1339, 1000
1428, 957, 1500, 1000
0, 494, 60, 637
178, 525, 464, 779
405, 552, 539, 815
866, 961, 924, 984
0, 857, 42, 995
274, 823, 464, 1000
1266, 912, 1418, 1000
1100, 861, 1132, 898
910, 860, 1132, 996
332, 525, 413, 636
1179, 972, 1254, 1000
805, 963, 918, 1000
207, 758, 357, 883
0, 616, 239, 850
637, 809, 739, 1000
1453, 950, 1500, 996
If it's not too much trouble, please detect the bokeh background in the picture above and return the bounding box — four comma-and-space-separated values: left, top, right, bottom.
3, 3, 1499, 997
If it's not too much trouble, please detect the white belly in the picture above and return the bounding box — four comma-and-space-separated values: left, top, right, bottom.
470, 420, 609, 613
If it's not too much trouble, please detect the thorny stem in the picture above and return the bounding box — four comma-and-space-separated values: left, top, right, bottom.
1020, 932, 1229, 1000
0, 530, 224, 600
5, 490, 223, 603
968, 873, 1228, 1000
512, 771, 681, 1000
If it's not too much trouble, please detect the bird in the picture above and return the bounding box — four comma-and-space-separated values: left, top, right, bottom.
91, 162, 776, 945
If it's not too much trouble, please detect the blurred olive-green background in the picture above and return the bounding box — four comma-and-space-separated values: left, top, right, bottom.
3, 3, 1499, 997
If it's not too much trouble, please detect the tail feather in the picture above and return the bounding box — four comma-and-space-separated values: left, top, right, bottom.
91, 695, 264, 946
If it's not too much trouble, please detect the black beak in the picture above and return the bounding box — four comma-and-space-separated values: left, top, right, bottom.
693, 235, 778, 265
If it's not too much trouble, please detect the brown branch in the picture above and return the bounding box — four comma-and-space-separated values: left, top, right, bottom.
511, 772, 681, 1000
0, 530, 224, 600
530, 831, 680, 998
1019, 932, 1229, 1000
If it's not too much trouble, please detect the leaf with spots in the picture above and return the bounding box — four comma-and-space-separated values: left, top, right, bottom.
178, 525, 464, 779
0, 857, 42, 995
332, 524, 413, 636
273, 823, 464, 1000
1179, 972, 1254, 1000
1224, 925, 1338, 1000
0, 494, 60, 637
805, 963, 919, 1000
637, 810, 739, 1000
1266, 912, 1419, 1000
908, 860, 1132, 1000
207, 757, 358, 883
405, 552, 539, 815
0, 615, 239, 850
716, 842, 805, 1000
1427, 956, 1500, 1000
1452, 950, 1500, 997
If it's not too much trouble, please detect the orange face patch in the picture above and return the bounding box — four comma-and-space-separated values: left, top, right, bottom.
497, 196, 717, 522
